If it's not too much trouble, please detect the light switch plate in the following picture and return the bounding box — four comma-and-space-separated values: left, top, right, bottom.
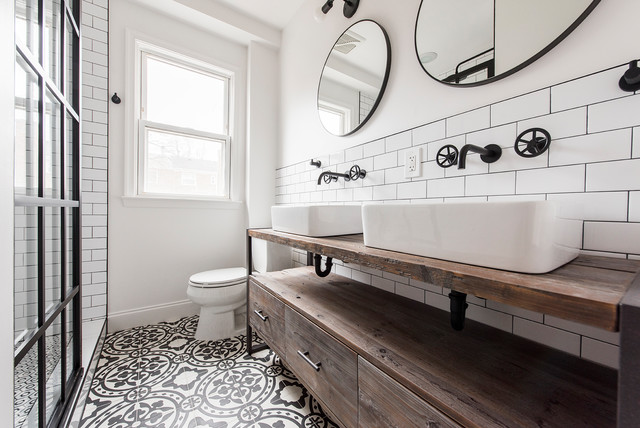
404, 147, 421, 178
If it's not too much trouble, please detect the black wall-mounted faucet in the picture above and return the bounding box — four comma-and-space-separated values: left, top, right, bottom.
457, 144, 502, 169
317, 165, 366, 185
317, 170, 350, 184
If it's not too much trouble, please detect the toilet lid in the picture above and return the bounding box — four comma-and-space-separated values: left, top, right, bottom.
189, 267, 247, 287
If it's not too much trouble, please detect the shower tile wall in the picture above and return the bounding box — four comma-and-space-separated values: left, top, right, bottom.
275, 63, 640, 370
81, 0, 108, 321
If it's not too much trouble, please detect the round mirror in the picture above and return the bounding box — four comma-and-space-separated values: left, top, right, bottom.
318, 20, 391, 136
415, 0, 600, 86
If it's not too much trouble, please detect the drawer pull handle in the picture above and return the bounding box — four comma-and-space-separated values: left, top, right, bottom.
297, 350, 321, 371
254, 310, 268, 322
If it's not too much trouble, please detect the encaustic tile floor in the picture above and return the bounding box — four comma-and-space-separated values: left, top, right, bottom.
79, 316, 339, 428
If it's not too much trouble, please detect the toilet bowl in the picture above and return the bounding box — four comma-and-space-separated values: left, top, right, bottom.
187, 267, 247, 342
187, 239, 292, 342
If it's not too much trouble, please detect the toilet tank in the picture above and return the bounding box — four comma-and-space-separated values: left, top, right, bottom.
252, 239, 292, 273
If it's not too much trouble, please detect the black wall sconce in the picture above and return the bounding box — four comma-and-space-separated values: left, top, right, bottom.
315, 0, 360, 21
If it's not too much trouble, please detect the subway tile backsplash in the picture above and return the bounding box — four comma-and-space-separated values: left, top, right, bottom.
277, 63, 640, 369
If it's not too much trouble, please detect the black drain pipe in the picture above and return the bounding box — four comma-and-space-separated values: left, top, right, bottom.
314, 254, 333, 277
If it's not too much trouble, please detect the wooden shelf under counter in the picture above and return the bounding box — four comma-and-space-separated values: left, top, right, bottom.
250, 267, 618, 427
248, 229, 640, 332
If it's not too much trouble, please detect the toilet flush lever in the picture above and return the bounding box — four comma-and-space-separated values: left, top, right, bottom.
253, 310, 268, 322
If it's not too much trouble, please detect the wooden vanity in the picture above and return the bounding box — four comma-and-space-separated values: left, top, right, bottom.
246, 229, 640, 428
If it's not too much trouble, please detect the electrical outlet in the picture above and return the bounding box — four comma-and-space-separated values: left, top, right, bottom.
404, 147, 421, 178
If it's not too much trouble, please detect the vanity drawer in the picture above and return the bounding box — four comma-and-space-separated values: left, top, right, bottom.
285, 307, 358, 428
358, 358, 461, 428
248, 279, 285, 355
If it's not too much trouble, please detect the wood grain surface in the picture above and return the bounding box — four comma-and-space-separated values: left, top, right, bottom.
252, 267, 618, 428
249, 229, 640, 331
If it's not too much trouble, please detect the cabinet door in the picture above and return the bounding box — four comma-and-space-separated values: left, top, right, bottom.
248, 279, 286, 356
359, 357, 461, 428
285, 307, 358, 428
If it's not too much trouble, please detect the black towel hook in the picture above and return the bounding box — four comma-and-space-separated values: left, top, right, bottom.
619, 60, 640, 92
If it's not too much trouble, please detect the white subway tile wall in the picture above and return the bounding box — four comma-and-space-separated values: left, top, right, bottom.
277, 64, 639, 369
81, 0, 108, 321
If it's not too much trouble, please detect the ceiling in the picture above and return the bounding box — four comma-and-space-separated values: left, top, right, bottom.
214, 0, 308, 29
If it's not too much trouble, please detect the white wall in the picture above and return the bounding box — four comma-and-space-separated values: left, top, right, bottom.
1, 0, 15, 423
246, 41, 279, 228
279, 0, 640, 167
108, 0, 249, 331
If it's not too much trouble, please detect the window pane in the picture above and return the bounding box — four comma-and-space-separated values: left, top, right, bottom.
65, 208, 74, 296
67, 0, 78, 21
65, 306, 75, 384
44, 91, 61, 198
145, 55, 227, 134
15, 0, 39, 59
14, 343, 39, 428
45, 315, 63, 425
65, 112, 76, 200
14, 206, 39, 351
318, 108, 344, 135
44, 0, 62, 86
142, 127, 225, 197
45, 207, 62, 315
65, 16, 77, 108
15, 55, 40, 196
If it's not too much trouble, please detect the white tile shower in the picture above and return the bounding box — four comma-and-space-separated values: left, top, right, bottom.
275, 62, 639, 369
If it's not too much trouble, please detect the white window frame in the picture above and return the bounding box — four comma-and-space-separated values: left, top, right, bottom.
129, 38, 235, 202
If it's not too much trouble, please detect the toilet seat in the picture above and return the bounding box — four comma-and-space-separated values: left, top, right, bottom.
189, 267, 247, 288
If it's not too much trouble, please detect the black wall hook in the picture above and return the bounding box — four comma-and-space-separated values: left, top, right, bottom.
310, 159, 322, 168
111, 93, 122, 104
619, 60, 640, 92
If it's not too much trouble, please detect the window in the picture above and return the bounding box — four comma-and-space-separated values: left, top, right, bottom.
318, 101, 351, 135
135, 41, 233, 199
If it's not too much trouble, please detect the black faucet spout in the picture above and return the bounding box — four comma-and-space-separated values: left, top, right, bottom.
458, 143, 502, 169
317, 171, 349, 185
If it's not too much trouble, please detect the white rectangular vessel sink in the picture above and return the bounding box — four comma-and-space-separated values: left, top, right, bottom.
362, 201, 582, 274
271, 205, 363, 237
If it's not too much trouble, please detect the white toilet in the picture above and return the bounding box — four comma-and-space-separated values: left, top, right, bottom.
187, 239, 291, 342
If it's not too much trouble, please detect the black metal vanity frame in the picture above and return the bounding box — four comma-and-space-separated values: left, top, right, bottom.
245, 228, 640, 426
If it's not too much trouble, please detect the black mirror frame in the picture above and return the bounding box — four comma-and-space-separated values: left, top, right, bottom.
414, 0, 601, 87
317, 19, 392, 136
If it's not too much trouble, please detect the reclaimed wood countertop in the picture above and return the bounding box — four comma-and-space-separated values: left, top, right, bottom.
248, 229, 640, 332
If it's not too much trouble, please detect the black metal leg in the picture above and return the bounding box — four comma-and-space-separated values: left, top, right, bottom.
245, 230, 275, 356
246, 230, 253, 354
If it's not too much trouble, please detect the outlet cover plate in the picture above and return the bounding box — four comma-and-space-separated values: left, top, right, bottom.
404, 147, 421, 178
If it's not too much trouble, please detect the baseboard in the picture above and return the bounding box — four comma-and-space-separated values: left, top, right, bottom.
108, 299, 199, 333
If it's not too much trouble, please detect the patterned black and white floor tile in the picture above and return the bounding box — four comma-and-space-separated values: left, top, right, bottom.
79, 316, 340, 428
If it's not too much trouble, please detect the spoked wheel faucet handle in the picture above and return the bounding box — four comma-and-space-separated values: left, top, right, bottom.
436, 144, 459, 168
514, 128, 551, 158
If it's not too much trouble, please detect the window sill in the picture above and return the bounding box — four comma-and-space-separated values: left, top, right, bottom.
121, 195, 244, 210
